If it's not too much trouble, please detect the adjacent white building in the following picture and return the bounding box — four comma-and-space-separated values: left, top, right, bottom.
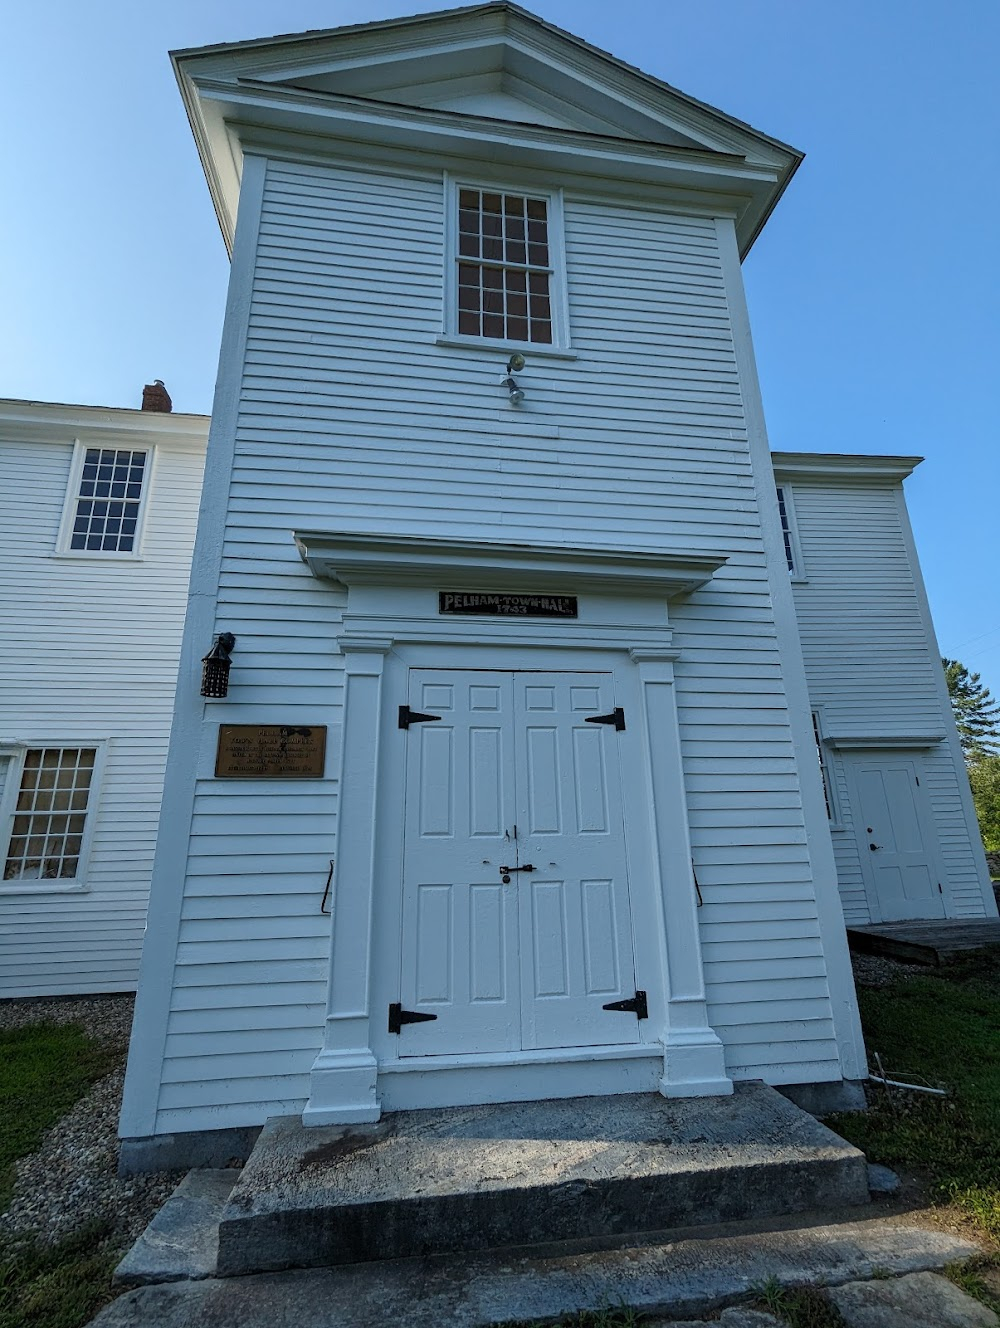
774, 452, 995, 926
0, 393, 208, 997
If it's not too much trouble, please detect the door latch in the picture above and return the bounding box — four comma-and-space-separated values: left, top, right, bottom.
500, 864, 535, 884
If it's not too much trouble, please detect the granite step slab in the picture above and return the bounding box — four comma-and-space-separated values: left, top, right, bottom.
90, 1213, 982, 1328
217, 1082, 870, 1274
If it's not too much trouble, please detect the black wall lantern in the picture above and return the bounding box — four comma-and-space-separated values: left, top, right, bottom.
201, 632, 236, 698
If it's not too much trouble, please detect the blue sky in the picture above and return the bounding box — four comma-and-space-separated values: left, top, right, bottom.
2, 1, 998, 694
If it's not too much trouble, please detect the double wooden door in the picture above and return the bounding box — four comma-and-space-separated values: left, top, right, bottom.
397, 669, 640, 1055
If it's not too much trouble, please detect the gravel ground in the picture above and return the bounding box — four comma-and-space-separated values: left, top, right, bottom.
0, 993, 183, 1248
851, 951, 929, 988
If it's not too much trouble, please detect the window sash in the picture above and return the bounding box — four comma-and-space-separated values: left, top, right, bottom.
3, 747, 97, 882
447, 181, 565, 347
70, 448, 148, 553
811, 713, 836, 821
55, 440, 154, 558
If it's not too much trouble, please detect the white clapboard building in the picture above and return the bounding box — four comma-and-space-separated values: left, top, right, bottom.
774, 452, 994, 926
118, 4, 991, 1166
0, 391, 208, 997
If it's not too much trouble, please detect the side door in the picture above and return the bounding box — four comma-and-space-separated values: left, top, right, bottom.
844, 755, 945, 922
397, 670, 520, 1055
513, 673, 641, 1050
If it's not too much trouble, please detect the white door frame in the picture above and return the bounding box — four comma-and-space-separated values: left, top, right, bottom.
296, 534, 732, 1125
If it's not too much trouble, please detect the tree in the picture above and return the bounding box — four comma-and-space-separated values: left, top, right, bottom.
943, 658, 1000, 760
968, 755, 1000, 854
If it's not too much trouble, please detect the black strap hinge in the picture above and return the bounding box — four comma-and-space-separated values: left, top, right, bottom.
399, 705, 443, 730
585, 707, 625, 731
603, 990, 648, 1019
388, 1003, 438, 1034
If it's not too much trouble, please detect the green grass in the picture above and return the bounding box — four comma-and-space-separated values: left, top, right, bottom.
0, 1022, 117, 1212
753, 1275, 847, 1327
0, 1222, 121, 1328
829, 951, 1000, 1240
945, 1255, 1000, 1315
0, 1021, 122, 1328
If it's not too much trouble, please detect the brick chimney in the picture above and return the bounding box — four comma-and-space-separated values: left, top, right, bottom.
141, 380, 172, 413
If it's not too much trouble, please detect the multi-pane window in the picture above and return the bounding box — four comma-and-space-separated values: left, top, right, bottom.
776, 486, 796, 573
3, 748, 96, 882
70, 448, 148, 553
811, 713, 835, 820
457, 189, 553, 343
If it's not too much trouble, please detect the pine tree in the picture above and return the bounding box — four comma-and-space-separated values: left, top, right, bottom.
968, 755, 1000, 853
943, 658, 1000, 759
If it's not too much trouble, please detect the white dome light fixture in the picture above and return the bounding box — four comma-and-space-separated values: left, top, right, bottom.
502, 353, 526, 406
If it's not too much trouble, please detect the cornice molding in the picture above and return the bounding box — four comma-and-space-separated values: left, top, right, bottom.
294, 531, 726, 598
173, 3, 801, 257
824, 734, 946, 751
0, 400, 210, 448
771, 451, 923, 484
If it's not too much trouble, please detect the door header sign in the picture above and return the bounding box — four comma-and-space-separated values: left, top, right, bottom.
215, 725, 327, 778
438, 592, 577, 618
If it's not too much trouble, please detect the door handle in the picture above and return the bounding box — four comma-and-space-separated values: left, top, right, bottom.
499, 864, 535, 874
869, 843, 881, 851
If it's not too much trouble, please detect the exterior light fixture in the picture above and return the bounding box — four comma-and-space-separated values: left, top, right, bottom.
201, 632, 236, 698
502, 353, 526, 406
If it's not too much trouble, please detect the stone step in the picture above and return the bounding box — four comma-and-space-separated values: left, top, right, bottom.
216, 1082, 870, 1276
99, 1210, 982, 1328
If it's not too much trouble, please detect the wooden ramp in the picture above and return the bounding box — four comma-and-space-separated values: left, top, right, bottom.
848, 919, 1000, 965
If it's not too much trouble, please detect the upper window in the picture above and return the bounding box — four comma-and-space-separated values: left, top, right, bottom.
452, 185, 563, 346
3, 747, 97, 883
69, 447, 148, 553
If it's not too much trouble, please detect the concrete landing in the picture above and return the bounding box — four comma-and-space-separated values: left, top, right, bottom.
848, 919, 1000, 965
91, 1213, 981, 1328
216, 1082, 869, 1275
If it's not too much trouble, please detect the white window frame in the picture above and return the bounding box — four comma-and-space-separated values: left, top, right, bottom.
0, 740, 108, 894
775, 483, 806, 581
54, 439, 156, 560
438, 174, 573, 357
810, 711, 842, 829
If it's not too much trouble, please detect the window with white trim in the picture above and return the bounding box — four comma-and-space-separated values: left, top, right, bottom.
451, 185, 563, 345
3, 747, 97, 882
66, 447, 149, 553
776, 486, 795, 572
811, 712, 836, 821
775, 485, 805, 577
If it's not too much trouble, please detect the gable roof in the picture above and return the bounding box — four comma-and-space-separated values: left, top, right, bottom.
173, 2, 802, 256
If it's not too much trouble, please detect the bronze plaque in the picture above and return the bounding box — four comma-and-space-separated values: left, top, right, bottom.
215, 725, 327, 779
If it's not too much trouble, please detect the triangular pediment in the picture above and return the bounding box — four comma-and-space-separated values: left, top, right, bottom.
173, 2, 802, 254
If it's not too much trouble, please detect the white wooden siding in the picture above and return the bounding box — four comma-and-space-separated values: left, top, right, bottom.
787, 479, 990, 924
0, 422, 206, 997
148, 156, 845, 1133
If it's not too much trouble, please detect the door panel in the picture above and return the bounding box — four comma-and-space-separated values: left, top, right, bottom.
514, 673, 639, 1051
399, 672, 519, 1054
399, 669, 638, 1056
846, 757, 944, 922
